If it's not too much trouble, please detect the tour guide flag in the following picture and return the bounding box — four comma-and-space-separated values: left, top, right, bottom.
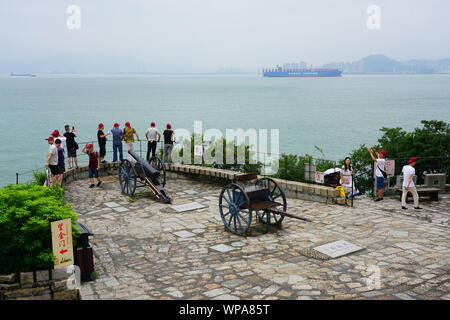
51, 218, 74, 269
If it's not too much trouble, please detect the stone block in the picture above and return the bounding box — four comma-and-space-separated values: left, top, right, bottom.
285, 182, 297, 191
51, 280, 68, 292
20, 272, 34, 288
314, 186, 322, 195
4, 287, 51, 299
52, 268, 69, 281
320, 187, 328, 196
35, 270, 50, 284
296, 184, 305, 193
0, 283, 20, 290
326, 188, 337, 197
14, 294, 51, 300
53, 289, 80, 300
0, 273, 17, 284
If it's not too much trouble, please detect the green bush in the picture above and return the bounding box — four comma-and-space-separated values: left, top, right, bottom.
0, 184, 79, 273
32, 170, 47, 186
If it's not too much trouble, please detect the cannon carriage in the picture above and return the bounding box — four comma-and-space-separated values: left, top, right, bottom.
219, 173, 310, 235
118, 151, 171, 203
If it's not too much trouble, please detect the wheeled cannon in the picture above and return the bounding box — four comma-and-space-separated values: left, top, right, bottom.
218, 173, 311, 235
118, 150, 171, 203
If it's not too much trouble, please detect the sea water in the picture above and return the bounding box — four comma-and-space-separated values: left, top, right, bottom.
1, 73, 449, 187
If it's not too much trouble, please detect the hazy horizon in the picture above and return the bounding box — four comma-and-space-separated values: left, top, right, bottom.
1, 0, 450, 73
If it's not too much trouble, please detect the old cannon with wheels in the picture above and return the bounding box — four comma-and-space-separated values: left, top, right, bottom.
218, 173, 311, 235
118, 150, 171, 203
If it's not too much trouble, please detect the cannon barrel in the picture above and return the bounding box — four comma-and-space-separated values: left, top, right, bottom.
128, 150, 160, 182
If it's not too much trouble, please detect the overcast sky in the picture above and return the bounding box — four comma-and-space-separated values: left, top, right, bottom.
1, 0, 449, 73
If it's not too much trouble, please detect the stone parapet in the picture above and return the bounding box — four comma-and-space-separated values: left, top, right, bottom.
0, 269, 80, 300
60, 162, 342, 204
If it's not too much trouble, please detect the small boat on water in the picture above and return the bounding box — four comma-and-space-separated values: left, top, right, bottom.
10, 73, 36, 77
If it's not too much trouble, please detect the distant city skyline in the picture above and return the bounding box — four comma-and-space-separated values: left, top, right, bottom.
1, 1, 450, 73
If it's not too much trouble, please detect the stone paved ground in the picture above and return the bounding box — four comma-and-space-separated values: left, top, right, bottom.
64, 175, 450, 300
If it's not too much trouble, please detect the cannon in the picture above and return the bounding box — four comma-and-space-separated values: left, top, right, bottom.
218, 173, 311, 235
118, 150, 171, 203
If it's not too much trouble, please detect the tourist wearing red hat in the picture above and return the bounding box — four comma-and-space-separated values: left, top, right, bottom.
51, 129, 67, 149
163, 124, 176, 163
97, 123, 110, 163
82, 143, 102, 188
123, 122, 139, 161
368, 147, 388, 201
401, 157, 422, 210
111, 123, 123, 162
145, 122, 161, 161
45, 136, 60, 185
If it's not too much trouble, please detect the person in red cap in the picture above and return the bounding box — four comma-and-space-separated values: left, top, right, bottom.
45, 136, 60, 185
368, 147, 388, 201
51, 129, 66, 149
111, 123, 123, 162
145, 122, 161, 161
401, 157, 422, 210
82, 143, 102, 188
163, 124, 176, 163
123, 122, 139, 161
97, 123, 110, 163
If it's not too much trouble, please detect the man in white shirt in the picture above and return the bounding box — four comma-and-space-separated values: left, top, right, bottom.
368, 147, 387, 201
45, 136, 60, 185
401, 157, 422, 210
145, 122, 161, 161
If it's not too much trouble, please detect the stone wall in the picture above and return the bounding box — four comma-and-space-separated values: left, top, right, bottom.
0, 269, 80, 300
62, 162, 342, 204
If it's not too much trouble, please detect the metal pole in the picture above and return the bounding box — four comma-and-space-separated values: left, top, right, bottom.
351, 173, 354, 207
16, 173, 19, 185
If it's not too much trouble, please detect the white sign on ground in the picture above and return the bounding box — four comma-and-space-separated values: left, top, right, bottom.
170, 202, 206, 212
313, 240, 364, 258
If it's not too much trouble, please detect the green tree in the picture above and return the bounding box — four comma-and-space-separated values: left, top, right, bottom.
0, 184, 79, 273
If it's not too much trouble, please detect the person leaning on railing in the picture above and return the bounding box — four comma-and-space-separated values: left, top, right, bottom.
97, 123, 110, 163
123, 122, 139, 161
145, 122, 161, 161
163, 124, 176, 163
111, 123, 123, 162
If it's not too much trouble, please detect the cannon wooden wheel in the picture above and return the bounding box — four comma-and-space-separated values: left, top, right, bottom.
149, 156, 166, 187
255, 177, 287, 226
119, 159, 138, 196
219, 183, 252, 235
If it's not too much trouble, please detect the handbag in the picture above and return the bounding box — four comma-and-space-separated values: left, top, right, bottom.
377, 165, 387, 178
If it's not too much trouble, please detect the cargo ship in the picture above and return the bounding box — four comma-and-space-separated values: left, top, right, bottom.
10, 73, 36, 77
263, 66, 342, 77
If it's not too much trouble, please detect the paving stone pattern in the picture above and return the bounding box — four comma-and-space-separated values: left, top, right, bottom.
64, 176, 450, 300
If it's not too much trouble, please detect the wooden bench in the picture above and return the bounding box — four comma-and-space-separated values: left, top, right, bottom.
399, 187, 440, 202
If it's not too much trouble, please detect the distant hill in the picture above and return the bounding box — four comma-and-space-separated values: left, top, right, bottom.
322, 54, 450, 74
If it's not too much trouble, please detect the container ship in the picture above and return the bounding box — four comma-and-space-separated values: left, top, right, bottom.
10, 73, 36, 77
263, 66, 342, 77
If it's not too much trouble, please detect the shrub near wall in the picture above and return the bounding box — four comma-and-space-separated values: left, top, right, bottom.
0, 184, 79, 273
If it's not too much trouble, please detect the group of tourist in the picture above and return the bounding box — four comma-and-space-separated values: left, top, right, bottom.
96, 122, 176, 163
368, 147, 421, 210
44, 123, 422, 209
44, 126, 79, 186
45, 122, 176, 187
326, 148, 421, 210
